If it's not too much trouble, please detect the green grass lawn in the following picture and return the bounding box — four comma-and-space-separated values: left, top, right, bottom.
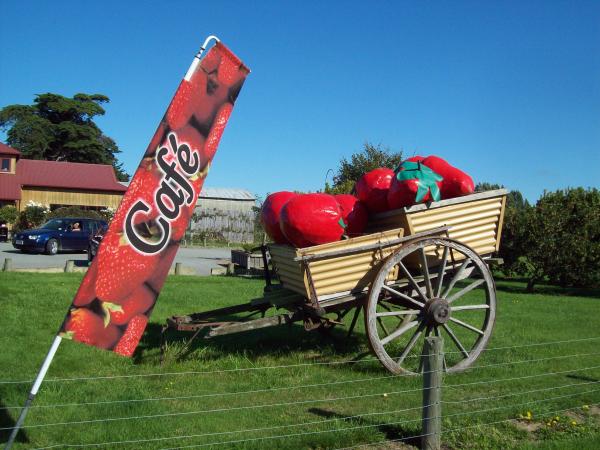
0, 273, 599, 449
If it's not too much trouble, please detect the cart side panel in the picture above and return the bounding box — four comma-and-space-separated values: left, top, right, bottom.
270, 228, 404, 299
367, 190, 507, 263
268, 245, 307, 296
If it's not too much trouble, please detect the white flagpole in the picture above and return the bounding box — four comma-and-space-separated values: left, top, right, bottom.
4, 335, 62, 450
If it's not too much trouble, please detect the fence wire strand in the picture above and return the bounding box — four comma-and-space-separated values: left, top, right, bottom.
156, 390, 600, 449
335, 403, 599, 449
3, 362, 600, 412
2, 336, 599, 386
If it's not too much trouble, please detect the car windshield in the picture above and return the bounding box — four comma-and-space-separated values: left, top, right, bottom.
40, 219, 68, 230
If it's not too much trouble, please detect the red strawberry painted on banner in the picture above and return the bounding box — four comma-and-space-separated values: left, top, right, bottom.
145, 122, 168, 158
200, 47, 222, 73
112, 165, 161, 230
166, 68, 209, 131
95, 231, 159, 303
103, 284, 155, 326
218, 56, 243, 87
334, 194, 368, 236
355, 168, 394, 213
63, 308, 109, 347
261, 191, 298, 244
73, 263, 98, 307
205, 103, 233, 160
114, 314, 148, 357
146, 243, 178, 293
280, 193, 345, 248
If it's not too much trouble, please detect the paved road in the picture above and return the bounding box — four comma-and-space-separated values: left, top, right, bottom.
0, 242, 231, 276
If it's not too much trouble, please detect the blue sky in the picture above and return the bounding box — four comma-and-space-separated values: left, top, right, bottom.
1, 0, 598, 202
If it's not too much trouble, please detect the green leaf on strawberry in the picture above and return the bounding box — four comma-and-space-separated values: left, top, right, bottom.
395, 161, 444, 203
102, 302, 124, 327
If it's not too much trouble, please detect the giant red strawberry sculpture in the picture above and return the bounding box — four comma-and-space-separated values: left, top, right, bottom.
280, 193, 345, 248
355, 168, 394, 213
421, 155, 474, 199
335, 194, 368, 236
261, 191, 298, 244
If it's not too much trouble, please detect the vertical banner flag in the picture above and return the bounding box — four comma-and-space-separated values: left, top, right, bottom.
58, 39, 250, 357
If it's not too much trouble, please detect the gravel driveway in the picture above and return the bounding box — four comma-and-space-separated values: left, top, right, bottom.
0, 242, 231, 276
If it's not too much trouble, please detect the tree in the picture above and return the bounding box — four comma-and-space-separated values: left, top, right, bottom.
524, 188, 600, 290
0, 93, 129, 181
325, 142, 403, 194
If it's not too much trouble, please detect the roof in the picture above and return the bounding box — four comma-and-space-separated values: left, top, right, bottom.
17, 160, 127, 192
0, 159, 127, 200
0, 175, 21, 200
198, 187, 255, 201
0, 143, 21, 157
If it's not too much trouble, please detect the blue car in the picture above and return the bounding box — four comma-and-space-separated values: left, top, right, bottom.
12, 218, 108, 255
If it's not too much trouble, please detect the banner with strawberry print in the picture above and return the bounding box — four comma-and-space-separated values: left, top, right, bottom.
58, 40, 250, 357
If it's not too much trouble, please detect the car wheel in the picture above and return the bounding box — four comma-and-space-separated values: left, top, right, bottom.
88, 246, 93, 262
46, 239, 59, 255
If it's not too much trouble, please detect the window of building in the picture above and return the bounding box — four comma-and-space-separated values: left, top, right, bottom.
1, 158, 10, 172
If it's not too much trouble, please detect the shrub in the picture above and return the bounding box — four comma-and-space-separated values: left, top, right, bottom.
0, 205, 18, 225
45, 206, 103, 221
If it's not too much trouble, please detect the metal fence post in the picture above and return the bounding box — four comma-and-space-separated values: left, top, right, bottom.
422, 336, 443, 450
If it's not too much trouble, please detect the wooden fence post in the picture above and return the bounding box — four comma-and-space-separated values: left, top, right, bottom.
422, 336, 443, 450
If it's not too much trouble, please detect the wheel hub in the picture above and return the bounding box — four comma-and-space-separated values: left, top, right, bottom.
424, 298, 451, 325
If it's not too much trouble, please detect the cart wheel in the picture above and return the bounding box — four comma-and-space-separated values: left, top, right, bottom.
365, 237, 496, 375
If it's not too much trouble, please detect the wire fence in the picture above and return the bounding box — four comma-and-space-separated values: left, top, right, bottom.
1, 335, 599, 449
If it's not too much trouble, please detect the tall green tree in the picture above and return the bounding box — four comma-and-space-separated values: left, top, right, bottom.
325, 142, 403, 194
0, 93, 129, 181
525, 188, 600, 290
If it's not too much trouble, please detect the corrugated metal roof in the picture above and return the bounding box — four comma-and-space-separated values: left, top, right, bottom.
198, 187, 256, 201
17, 159, 127, 192
0, 143, 21, 157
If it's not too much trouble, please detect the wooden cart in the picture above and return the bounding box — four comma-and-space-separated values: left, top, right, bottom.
163, 189, 507, 374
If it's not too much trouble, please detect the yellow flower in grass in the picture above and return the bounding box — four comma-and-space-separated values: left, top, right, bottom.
571, 420, 577, 426
526, 411, 532, 420
582, 405, 590, 410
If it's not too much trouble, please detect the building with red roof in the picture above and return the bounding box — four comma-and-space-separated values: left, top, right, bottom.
0, 143, 127, 211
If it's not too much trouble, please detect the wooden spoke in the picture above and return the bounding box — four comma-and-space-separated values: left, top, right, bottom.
449, 317, 485, 336
377, 317, 390, 336
435, 245, 449, 297
396, 324, 425, 366
376, 309, 421, 317
380, 319, 419, 345
397, 261, 429, 303
382, 285, 425, 308
442, 323, 470, 358
446, 279, 485, 304
441, 258, 472, 298
366, 236, 496, 375
419, 248, 433, 298
451, 304, 490, 311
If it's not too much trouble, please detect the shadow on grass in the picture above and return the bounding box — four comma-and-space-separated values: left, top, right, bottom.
308, 407, 420, 447
137, 318, 381, 372
494, 278, 600, 299
0, 400, 29, 444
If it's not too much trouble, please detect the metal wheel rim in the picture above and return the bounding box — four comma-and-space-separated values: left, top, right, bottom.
49, 240, 58, 254
365, 237, 496, 375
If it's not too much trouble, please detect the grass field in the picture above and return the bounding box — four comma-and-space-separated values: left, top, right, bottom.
0, 273, 599, 449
